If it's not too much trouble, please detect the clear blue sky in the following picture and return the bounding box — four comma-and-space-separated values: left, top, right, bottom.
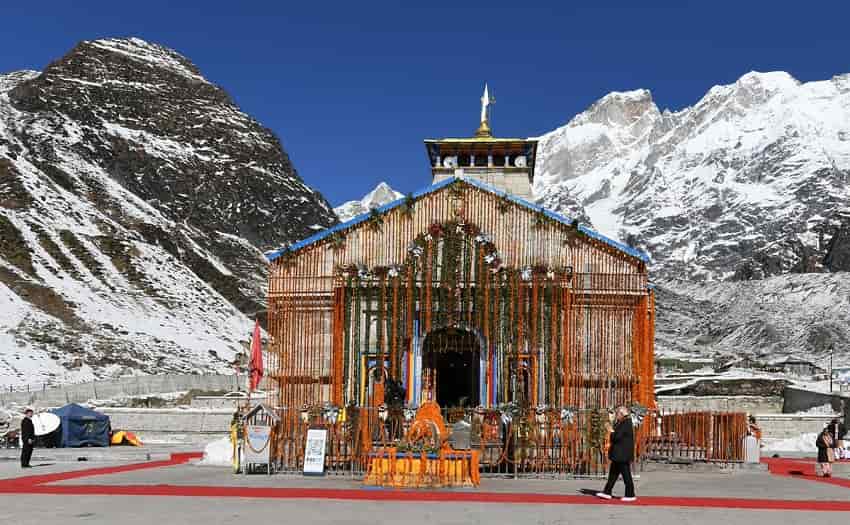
2, 1, 848, 206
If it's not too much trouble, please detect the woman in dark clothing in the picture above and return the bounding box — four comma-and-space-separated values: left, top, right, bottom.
816, 427, 834, 477
597, 406, 636, 501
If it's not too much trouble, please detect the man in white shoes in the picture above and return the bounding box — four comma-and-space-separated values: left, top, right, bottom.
596, 406, 637, 502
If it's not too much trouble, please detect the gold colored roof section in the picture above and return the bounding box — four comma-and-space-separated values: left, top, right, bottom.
474, 119, 492, 138
424, 137, 531, 143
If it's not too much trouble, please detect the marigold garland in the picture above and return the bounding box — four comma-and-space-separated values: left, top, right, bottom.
367, 208, 384, 232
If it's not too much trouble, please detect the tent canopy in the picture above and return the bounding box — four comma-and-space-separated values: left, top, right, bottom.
51, 403, 111, 447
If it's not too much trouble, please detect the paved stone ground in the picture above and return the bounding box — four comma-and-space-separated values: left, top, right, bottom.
38, 463, 850, 501
1, 456, 849, 524
0, 460, 128, 480
4, 494, 846, 525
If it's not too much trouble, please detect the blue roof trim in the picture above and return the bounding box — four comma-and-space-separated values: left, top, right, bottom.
265, 177, 457, 262
266, 176, 650, 263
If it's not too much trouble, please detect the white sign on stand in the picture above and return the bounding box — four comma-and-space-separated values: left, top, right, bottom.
243, 425, 272, 474
303, 428, 328, 476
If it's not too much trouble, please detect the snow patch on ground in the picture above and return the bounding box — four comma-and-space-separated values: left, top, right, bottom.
199, 436, 233, 466
763, 432, 818, 452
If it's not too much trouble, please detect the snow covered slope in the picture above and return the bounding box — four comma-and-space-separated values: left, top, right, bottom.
535, 72, 850, 281
0, 38, 337, 387
535, 72, 850, 365
654, 274, 850, 366
334, 182, 403, 222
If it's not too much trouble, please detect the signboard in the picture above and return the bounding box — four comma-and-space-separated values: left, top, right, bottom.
243, 425, 272, 466
303, 428, 328, 475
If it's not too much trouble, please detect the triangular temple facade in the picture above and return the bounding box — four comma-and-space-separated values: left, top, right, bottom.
267, 175, 655, 412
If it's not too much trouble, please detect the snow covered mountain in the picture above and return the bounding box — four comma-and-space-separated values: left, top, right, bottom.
0, 38, 336, 387
655, 273, 850, 366
535, 72, 850, 281
334, 182, 403, 222
534, 71, 850, 364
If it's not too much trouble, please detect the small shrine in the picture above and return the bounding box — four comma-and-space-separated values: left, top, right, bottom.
363, 382, 480, 488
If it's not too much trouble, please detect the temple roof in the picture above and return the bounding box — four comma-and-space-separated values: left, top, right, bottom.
265, 176, 650, 263
424, 137, 534, 143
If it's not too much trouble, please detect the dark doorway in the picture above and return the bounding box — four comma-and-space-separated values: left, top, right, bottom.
434, 350, 479, 408
423, 328, 480, 408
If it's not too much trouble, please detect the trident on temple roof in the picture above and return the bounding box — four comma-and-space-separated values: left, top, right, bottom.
475, 83, 495, 138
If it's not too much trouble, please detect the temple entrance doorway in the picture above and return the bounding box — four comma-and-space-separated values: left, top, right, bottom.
422, 327, 480, 409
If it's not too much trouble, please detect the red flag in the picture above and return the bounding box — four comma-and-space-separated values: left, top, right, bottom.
249, 319, 263, 392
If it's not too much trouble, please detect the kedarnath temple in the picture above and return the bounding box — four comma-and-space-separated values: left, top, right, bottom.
263, 86, 667, 482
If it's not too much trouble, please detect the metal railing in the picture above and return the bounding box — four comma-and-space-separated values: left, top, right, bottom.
639, 411, 747, 463
266, 406, 754, 478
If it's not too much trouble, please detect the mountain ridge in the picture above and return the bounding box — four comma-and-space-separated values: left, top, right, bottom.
534, 70, 850, 281
334, 181, 404, 222
0, 38, 336, 387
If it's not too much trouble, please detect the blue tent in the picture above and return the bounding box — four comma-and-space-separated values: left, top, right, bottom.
51, 403, 111, 447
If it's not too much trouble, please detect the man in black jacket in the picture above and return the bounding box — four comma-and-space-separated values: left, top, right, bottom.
20, 408, 34, 468
596, 406, 636, 501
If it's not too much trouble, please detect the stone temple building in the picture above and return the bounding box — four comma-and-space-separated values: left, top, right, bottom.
265, 85, 655, 421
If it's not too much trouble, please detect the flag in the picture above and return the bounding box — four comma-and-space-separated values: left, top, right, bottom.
249, 319, 263, 392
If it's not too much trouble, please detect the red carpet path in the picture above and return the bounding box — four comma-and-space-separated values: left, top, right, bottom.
1, 453, 849, 512
762, 457, 850, 489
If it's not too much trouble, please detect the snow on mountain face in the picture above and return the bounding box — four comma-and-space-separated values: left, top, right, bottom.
535, 71, 850, 281
334, 182, 403, 222
0, 38, 337, 387
655, 274, 850, 366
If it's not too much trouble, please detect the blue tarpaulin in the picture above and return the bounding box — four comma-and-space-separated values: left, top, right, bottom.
51, 403, 111, 447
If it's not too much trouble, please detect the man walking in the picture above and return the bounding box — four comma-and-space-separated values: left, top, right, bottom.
20, 408, 34, 468
596, 406, 636, 502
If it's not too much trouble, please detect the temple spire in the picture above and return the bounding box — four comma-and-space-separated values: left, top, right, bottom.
475, 83, 495, 138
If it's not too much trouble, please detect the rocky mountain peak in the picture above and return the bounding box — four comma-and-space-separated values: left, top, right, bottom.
734, 70, 799, 95
576, 88, 659, 128
535, 70, 850, 284
532, 70, 850, 366
334, 182, 403, 222
85, 37, 210, 82
0, 70, 38, 93
0, 38, 336, 387
362, 182, 403, 209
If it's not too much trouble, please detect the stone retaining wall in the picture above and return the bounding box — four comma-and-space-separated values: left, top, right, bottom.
755, 414, 838, 441
657, 396, 782, 414
100, 407, 233, 434
0, 374, 274, 407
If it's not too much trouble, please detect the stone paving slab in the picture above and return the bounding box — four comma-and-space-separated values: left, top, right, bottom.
1, 493, 847, 525
0, 441, 213, 464
40, 462, 850, 502
0, 461, 128, 480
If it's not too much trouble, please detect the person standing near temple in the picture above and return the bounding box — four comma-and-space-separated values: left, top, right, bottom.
816, 426, 834, 477
20, 408, 34, 468
828, 418, 846, 461
597, 406, 636, 501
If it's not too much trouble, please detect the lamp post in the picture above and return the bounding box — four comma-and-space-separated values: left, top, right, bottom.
830, 344, 834, 393
233, 348, 249, 393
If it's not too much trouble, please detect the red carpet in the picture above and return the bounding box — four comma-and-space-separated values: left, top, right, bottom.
1, 452, 849, 511
762, 457, 850, 489
3, 483, 849, 511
